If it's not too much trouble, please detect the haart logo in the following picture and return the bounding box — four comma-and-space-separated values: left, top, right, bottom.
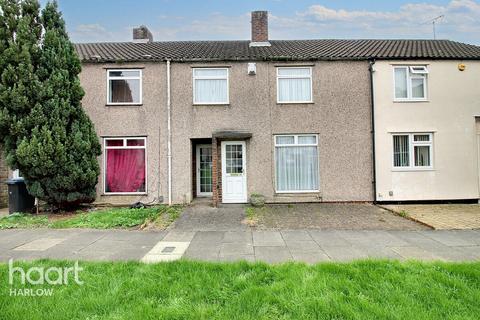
8, 259, 84, 297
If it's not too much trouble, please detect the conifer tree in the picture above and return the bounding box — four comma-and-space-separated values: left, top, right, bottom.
0, 0, 101, 208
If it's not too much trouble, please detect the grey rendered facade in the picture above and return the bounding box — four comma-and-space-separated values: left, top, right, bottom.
79, 60, 374, 205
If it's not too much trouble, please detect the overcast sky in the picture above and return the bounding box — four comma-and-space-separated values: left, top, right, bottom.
48, 0, 480, 45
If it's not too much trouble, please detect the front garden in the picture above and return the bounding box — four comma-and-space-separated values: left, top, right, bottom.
0, 205, 183, 230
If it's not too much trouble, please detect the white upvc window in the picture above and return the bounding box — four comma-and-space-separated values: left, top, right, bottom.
107, 69, 142, 105
393, 66, 428, 101
392, 133, 433, 170
274, 134, 319, 192
277, 67, 313, 103
104, 137, 147, 194
193, 68, 229, 104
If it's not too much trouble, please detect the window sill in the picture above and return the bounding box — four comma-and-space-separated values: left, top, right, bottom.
106, 104, 143, 107
193, 103, 230, 107
277, 102, 314, 105
393, 99, 429, 103
275, 190, 320, 194
101, 193, 148, 196
391, 168, 434, 172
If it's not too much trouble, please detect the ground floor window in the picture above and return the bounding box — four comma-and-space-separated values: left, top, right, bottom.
393, 133, 433, 169
275, 134, 319, 192
104, 137, 146, 194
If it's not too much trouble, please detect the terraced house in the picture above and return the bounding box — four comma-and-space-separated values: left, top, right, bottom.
73, 11, 480, 207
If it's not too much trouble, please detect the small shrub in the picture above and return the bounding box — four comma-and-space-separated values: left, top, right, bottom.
398, 210, 409, 218
250, 193, 265, 207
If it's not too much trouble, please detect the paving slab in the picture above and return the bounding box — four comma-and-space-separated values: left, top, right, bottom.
14, 238, 66, 251
184, 248, 220, 261
162, 231, 196, 242
321, 245, 368, 261
285, 240, 322, 253
255, 246, 292, 263
218, 255, 255, 263
223, 230, 252, 244
220, 242, 254, 256
141, 241, 191, 263
252, 231, 285, 246
291, 251, 331, 264
419, 230, 478, 247
309, 230, 351, 247
281, 230, 313, 242
390, 246, 445, 261
352, 245, 404, 260
191, 231, 225, 244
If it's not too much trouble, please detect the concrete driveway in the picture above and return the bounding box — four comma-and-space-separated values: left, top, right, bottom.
251, 203, 428, 230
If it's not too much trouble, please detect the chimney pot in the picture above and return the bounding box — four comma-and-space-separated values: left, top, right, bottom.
250, 11, 270, 46
133, 25, 153, 43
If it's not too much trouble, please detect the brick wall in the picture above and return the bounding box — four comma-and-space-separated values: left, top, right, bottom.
0, 150, 8, 208
212, 138, 223, 207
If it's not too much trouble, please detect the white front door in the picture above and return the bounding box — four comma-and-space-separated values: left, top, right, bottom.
221, 141, 247, 203
196, 144, 213, 197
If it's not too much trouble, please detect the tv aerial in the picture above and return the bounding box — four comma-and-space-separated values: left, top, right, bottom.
422, 15, 444, 39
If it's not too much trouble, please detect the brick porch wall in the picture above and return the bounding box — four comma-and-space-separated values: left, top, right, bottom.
0, 151, 8, 208
212, 138, 222, 206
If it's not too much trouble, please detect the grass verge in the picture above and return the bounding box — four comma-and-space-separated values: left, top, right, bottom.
0, 205, 183, 230
0, 260, 479, 319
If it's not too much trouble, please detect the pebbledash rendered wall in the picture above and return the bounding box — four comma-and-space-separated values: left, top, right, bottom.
79, 60, 374, 205
79, 62, 168, 206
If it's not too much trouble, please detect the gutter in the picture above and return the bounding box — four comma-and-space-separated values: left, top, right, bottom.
369, 59, 377, 204
166, 59, 172, 205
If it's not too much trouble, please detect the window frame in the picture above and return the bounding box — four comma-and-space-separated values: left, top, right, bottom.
103, 137, 148, 195
106, 69, 143, 105
393, 66, 428, 102
274, 134, 320, 193
392, 133, 433, 171
276, 67, 313, 104
192, 67, 229, 105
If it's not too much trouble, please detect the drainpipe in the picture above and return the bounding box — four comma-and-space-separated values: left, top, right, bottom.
167, 59, 172, 205
369, 59, 377, 204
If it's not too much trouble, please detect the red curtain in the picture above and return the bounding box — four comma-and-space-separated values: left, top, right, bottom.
106, 149, 145, 192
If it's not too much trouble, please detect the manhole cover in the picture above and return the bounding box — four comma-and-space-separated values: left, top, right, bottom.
162, 246, 176, 253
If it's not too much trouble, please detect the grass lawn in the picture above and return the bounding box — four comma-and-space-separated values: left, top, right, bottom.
0, 260, 479, 319
0, 205, 183, 230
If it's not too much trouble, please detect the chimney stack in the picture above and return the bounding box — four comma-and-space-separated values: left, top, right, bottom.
133, 25, 153, 43
250, 11, 270, 47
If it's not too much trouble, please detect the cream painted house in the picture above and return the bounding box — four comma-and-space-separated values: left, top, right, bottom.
73, 11, 480, 206
373, 60, 480, 201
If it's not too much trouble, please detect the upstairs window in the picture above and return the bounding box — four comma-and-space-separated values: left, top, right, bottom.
393, 133, 433, 169
193, 68, 229, 104
104, 137, 146, 194
277, 67, 313, 103
394, 66, 428, 101
107, 70, 142, 105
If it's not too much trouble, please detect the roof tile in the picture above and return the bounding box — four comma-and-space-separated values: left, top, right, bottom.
74, 39, 480, 63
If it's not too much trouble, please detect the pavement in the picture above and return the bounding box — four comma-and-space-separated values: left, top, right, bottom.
0, 202, 479, 263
